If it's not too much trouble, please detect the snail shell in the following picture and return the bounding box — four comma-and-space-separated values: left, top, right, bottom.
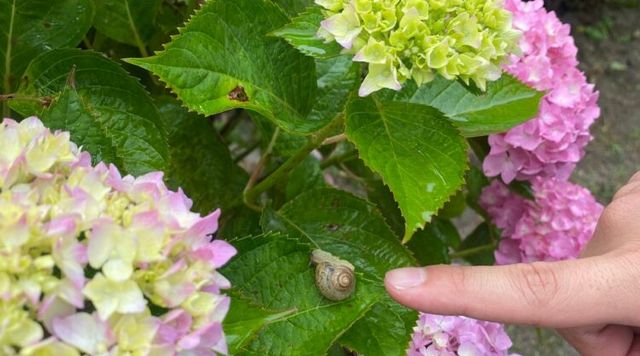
311, 249, 355, 301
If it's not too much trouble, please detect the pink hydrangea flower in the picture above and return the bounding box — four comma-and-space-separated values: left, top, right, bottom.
483, 0, 600, 183
480, 178, 603, 264
0, 117, 236, 355
408, 313, 514, 356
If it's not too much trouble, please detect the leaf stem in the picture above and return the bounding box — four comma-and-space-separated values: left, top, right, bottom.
124, 0, 149, 58
320, 149, 358, 169
244, 127, 281, 211
322, 133, 347, 146
0, 93, 51, 105
449, 242, 496, 259
2, 0, 17, 117
244, 115, 344, 210
82, 36, 93, 50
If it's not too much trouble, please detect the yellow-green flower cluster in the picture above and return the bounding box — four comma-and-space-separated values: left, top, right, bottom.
0, 117, 235, 355
316, 0, 521, 95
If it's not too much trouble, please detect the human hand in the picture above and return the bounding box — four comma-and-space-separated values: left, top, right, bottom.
385, 173, 640, 355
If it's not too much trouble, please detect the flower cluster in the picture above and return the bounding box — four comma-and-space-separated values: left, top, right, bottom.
409, 313, 513, 356
480, 178, 603, 264
483, 0, 600, 183
0, 117, 235, 355
316, 0, 521, 96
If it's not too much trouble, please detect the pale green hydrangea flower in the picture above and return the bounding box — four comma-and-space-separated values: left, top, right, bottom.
0, 117, 235, 355
316, 0, 521, 95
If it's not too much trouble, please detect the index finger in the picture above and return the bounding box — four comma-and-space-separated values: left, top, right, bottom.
384, 255, 639, 328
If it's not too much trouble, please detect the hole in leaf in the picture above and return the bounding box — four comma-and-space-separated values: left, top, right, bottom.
228, 86, 249, 102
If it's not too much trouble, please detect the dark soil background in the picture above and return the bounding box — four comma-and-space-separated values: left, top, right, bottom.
507, 1, 640, 354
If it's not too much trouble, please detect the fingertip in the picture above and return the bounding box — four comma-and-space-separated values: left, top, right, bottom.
385, 267, 427, 291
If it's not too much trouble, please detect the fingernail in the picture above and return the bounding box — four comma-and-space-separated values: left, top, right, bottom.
386, 267, 427, 290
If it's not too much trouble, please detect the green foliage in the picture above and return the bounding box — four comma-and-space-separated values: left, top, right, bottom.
93, 0, 162, 49
253, 188, 417, 355
455, 223, 497, 266
11, 49, 168, 176
0, 0, 94, 96
345, 97, 469, 242
0, 1, 547, 353
126, 0, 319, 134
272, 6, 344, 59
387, 74, 543, 137
408, 218, 462, 265
156, 97, 240, 212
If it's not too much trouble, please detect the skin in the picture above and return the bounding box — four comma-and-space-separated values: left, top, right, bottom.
385, 172, 640, 356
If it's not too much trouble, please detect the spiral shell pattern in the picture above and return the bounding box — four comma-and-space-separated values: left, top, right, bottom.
311, 249, 356, 301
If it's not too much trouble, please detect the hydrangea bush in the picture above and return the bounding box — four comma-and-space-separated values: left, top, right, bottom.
481, 178, 603, 264
0, 0, 602, 354
483, 0, 600, 182
408, 314, 513, 356
316, 0, 522, 95
0, 117, 235, 354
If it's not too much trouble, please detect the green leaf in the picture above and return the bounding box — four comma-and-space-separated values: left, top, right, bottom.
224, 292, 297, 354
222, 232, 382, 355
387, 74, 543, 137
0, 0, 94, 94
285, 155, 326, 200
339, 299, 416, 355
438, 189, 466, 219
309, 56, 359, 126
11, 49, 168, 176
156, 97, 237, 212
126, 0, 318, 134
364, 177, 405, 238
272, 6, 344, 59
219, 205, 263, 240
93, 0, 162, 48
254, 55, 359, 156
271, 0, 313, 17
345, 97, 468, 242
260, 188, 417, 356
456, 223, 497, 266
407, 218, 462, 265
465, 165, 491, 216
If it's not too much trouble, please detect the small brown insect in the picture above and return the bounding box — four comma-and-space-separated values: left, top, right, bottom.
228, 86, 249, 102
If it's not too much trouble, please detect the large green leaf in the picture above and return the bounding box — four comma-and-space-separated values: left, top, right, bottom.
256, 55, 359, 157
345, 97, 468, 242
126, 0, 318, 134
156, 97, 238, 212
93, 0, 162, 48
222, 232, 381, 355
272, 0, 313, 17
0, 0, 94, 95
259, 188, 418, 356
387, 74, 543, 137
224, 292, 297, 355
272, 6, 344, 59
284, 155, 326, 200
339, 299, 416, 354
11, 49, 168, 176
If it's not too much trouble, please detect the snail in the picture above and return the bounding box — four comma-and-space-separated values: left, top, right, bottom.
310, 249, 356, 301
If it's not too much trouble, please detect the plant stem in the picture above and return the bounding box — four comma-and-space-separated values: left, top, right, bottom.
82, 36, 93, 49
244, 127, 281, 210
0, 93, 51, 105
449, 242, 496, 259
244, 115, 344, 210
322, 133, 347, 146
320, 149, 358, 169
